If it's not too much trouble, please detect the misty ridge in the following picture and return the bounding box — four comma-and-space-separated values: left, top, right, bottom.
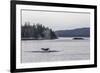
55, 28, 90, 37
21, 22, 90, 40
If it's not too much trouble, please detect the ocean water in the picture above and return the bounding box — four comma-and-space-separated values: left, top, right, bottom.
21, 37, 90, 63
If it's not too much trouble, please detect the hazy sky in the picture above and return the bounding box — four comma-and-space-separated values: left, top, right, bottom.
22, 10, 90, 31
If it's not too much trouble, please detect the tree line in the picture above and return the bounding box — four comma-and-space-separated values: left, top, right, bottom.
21, 22, 57, 40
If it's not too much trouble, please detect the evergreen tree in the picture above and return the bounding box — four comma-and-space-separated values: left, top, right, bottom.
49, 29, 57, 39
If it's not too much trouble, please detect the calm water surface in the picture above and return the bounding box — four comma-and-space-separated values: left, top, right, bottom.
21, 37, 90, 63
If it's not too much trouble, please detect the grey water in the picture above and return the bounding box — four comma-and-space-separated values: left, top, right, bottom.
21, 37, 90, 63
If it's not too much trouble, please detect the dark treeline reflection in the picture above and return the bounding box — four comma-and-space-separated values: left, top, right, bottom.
21, 22, 57, 40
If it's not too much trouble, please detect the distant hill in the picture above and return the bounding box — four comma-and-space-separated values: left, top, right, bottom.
55, 28, 90, 37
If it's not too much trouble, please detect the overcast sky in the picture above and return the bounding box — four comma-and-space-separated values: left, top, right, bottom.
22, 10, 90, 31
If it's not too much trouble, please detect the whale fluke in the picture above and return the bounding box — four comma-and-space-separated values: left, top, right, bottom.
41, 48, 49, 51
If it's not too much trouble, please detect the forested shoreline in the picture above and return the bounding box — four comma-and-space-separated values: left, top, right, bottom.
21, 22, 57, 40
